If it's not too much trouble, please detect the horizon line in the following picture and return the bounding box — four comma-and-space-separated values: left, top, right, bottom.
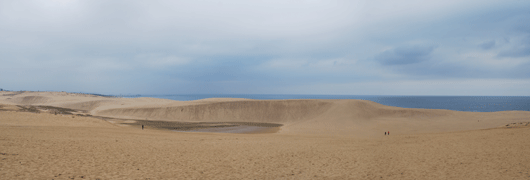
2, 90, 529, 97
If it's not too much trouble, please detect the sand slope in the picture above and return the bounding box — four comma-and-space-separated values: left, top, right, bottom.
97, 100, 333, 124
0, 110, 529, 179
1, 91, 529, 137
1, 91, 530, 179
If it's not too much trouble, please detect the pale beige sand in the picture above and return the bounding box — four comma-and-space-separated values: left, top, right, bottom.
1, 91, 530, 179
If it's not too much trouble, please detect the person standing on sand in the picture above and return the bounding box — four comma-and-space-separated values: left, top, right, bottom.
388, 131, 390, 135
385, 132, 387, 135
142, 125, 144, 130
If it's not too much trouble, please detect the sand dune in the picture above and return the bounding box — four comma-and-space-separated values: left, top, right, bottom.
1, 91, 529, 136
92, 97, 529, 137
1, 91, 530, 179
97, 100, 333, 124
8, 95, 52, 105
58, 100, 106, 112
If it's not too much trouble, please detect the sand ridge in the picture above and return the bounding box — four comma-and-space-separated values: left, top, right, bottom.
1, 91, 530, 136
1, 91, 530, 179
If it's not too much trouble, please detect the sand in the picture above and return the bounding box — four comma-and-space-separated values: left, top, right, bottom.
1, 91, 529, 179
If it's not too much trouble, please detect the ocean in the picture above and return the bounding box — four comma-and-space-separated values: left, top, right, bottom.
130, 94, 530, 112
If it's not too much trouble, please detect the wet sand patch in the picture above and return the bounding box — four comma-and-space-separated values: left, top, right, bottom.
175, 125, 280, 134
87, 115, 282, 134
0, 104, 283, 134
125, 120, 282, 134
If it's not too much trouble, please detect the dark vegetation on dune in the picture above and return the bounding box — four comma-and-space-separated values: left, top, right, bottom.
37, 106, 79, 114
16, 105, 41, 113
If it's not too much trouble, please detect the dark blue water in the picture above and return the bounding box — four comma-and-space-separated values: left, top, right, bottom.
132, 94, 530, 112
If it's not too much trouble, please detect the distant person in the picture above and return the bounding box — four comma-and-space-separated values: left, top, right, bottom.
385, 132, 387, 135
142, 125, 144, 130
388, 131, 390, 135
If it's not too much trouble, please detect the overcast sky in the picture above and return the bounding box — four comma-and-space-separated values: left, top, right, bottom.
1, 0, 529, 95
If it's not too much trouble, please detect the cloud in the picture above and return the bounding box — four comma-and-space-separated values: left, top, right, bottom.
282, 78, 530, 96
134, 54, 190, 68
497, 36, 530, 57
261, 58, 356, 70
497, 47, 530, 57
1, 0, 530, 95
479, 40, 496, 50
375, 45, 436, 65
